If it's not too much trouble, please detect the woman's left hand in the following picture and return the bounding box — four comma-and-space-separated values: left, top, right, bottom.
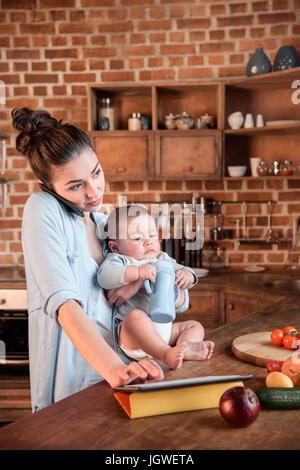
108, 358, 164, 388
106, 279, 144, 306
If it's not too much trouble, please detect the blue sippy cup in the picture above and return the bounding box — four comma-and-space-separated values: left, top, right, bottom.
144, 260, 180, 323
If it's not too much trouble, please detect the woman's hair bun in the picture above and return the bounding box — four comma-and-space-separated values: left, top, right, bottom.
11, 108, 58, 136
11, 108, 59, 155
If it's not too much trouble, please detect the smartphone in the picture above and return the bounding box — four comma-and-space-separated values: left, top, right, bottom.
39, 183, 84, 217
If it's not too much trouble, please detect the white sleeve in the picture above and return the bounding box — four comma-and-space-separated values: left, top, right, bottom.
97, 253, 130, 289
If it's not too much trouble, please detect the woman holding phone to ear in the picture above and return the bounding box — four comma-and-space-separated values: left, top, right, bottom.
11, 108, 164, 412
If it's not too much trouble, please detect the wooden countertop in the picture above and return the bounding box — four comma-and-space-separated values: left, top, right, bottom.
0, 293, 300, 450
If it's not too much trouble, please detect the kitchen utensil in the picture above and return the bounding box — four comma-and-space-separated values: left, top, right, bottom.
243, 265, 266, 273
228, 111, 244, 129
227, 166, 247, 177
244, 113, 254, 128
265, 120, 300, 126
231, 331, 294, 367
193, 197, 215, 215
265, 201, 279, 242
242, 201, 248, 239
256, 114, 264, 127
250, 157, 261, 177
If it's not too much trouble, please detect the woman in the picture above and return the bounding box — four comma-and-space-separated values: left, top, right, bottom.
11, 108, 164, 412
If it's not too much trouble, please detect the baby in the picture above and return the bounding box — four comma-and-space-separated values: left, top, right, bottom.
97, 205, 214, 369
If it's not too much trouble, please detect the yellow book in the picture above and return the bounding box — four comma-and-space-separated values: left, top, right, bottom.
113, 375, 252, 419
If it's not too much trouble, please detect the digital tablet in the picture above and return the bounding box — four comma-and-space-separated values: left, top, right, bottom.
114, 374, 253, 393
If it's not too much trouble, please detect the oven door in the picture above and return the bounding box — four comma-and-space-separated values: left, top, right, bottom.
0, 289, 28, 366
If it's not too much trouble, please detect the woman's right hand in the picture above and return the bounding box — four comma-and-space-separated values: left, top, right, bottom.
108, 358, 164, 388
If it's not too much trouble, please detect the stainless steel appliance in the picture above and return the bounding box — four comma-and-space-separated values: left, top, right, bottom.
0, 285, 28, 366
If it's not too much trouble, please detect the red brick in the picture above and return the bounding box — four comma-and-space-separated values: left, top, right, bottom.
6, 50, 40, 59
40, 0, 75, 5
69, 10, 86, 21
0, 74, 20, 84
101, 71, 135, 81
98, 21, 133, 33
83, 47, 117, 58
149, 33, 166, 43
90, 35, 106, 46
122, 45, 155, 56
218, 66, 245, 77
29, 10, 46, 21
178, 68, 213, 79
63, 73, 96, 83
89, 60, 105, 70
200, 42, 235, 53
160, 44, 195, 55
139, 69, 175, 80
137, 19, 172, 30
20, 23, 55, 34
43, 98, 78, 107
251, 1, 269, 12
45, 48, 78, 59
51, 61, 66, 71
272, 0, 289, 9
129, 58, 144, 68
25, 73, 58, 83
177, 18, 210, 29
13, 37, 29, 48
217, 15, 254, 27
258, 12, 295, 23
32, 37, 49, 47
2, 0, 36, 8
58, 23, 95, 34
51, 36, 67, 47
228, 28, 246, 39
188, 56, 204, 66
33, 86, 47, 96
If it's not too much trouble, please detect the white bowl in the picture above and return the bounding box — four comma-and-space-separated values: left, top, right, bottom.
227, 165, 247, 177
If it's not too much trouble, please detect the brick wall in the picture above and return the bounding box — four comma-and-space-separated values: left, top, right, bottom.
0, 0, 300, 267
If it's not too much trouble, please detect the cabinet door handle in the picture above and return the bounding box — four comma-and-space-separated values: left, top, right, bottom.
228, 303, 235, 310
183, 166, 193, 173
117, 166, 127, 173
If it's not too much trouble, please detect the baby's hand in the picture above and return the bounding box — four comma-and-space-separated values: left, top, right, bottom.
175, 269, 195, 289
139, 264, 156, 283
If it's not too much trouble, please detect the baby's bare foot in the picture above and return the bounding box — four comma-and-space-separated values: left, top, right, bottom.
183, 340, 214, 361
162, 341, 186, 369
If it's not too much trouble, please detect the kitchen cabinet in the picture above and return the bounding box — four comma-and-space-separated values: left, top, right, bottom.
220, 288, 275, 324
87, 82, 223, 181
87, 69, 300, 181
176, 284, 220, 332
224, 68, 300, 179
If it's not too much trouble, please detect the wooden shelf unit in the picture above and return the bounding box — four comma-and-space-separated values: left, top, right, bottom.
224, 68, 300, 178
87, 82, 223, 181
87, 69, 300, 181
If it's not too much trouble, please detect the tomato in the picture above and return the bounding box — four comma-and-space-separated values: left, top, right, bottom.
271, 329, 284, 346
283, 326, 297, 335
266, 361, 284, 372
283, 333, 298, 350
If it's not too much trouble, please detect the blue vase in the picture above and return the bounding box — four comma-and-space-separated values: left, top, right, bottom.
246, 47, 272, 76
273, 45, 300, 71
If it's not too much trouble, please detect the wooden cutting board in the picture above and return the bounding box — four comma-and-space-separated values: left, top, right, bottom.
231, 331, 294, 367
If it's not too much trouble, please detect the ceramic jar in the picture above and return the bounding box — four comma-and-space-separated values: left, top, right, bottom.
246, 47, 272, 76
273, 45, 300, 71
175, 112, 194, 130
228, 111, 244, 130
164, 113, 177, 129
200, 113, 215, 129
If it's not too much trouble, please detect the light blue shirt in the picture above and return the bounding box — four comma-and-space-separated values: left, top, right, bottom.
22, 192, 113, 412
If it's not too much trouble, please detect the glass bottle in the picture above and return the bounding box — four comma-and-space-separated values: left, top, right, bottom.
99, 97, 114, 130
257, 161, 269, 176
128, 113, 142, 131
280, 160, 293, 176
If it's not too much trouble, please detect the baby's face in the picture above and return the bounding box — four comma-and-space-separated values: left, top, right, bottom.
110, 214, 160, 260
